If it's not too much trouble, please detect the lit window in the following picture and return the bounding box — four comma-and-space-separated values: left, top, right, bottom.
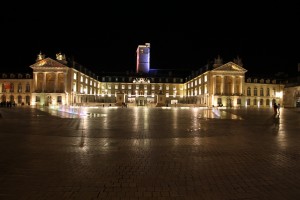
73, 83, 76, 92
254, 88, 257, 96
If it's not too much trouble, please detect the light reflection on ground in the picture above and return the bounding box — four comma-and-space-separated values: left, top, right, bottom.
38, 106, 243, 120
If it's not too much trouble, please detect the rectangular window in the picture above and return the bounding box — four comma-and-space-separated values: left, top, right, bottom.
57, 96, 62, 103
217, 98, 222, 105
25, 83, 30, 92
247, 99, 250, 105
260, 89, 264, 96
36, 96, 40, 102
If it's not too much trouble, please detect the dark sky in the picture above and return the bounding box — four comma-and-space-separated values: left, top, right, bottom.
1, 1, 299, 76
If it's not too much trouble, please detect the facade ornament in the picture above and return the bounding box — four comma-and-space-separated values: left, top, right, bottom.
213, 55, 223, 68
36, 51, 45, 62
133, 78, 150, 83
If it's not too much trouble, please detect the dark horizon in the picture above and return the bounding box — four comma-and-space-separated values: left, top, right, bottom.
4, 33, 299, 77
1, 2, 299, 77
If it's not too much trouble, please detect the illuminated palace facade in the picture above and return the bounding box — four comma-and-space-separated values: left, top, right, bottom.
0, 43, 292, 108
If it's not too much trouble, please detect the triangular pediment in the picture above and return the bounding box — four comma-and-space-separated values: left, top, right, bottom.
212, 62, 247, 72
30, 58, 68, 69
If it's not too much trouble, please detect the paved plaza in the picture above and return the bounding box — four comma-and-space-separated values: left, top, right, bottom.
0, 106, 300, 200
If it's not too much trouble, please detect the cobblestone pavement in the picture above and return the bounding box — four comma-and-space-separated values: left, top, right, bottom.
0, 106, 300, 200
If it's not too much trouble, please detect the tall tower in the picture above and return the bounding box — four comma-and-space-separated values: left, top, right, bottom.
136, 43, 150, 73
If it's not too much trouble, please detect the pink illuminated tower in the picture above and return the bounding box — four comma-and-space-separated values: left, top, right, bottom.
136, 43, 150, 73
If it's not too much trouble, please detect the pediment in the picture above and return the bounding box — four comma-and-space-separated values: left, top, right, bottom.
212, 62, 247, 72
30, 58, 67, 69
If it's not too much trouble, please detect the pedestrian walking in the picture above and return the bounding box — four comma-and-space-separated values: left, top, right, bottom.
273, 103, 278, 115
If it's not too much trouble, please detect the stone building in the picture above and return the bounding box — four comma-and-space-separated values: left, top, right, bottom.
0, 43, 288, 108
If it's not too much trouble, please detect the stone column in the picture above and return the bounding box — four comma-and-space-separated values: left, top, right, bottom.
64, 72, 67, 93
54, 72, 58, 93
240, 76, 243, 95
42, 72, 46, 92
33, 72, 37, 92
232, 76, 235, 95
213, 75, 216, 95
221, 76, 224, 94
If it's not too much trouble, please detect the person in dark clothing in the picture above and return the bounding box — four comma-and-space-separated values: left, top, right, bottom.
273, 103, 278, 115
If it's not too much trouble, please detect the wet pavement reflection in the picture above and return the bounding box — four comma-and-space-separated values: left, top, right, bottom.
0, 106, 300, 199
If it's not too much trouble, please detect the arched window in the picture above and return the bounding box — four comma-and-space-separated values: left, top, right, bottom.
247, 87, 251, 96
254, 99, 257, 105
10, 83, 14, 92
18, 83, 22, 93
260, 99, 263, 106
260, 88, 264, 96
254, 88, 257, 96
267, 88, 270, 96
26, 96, 30, 105
18, 95, 22, 104
25, 83, 30, 92
1, 95, 6, 102
266, 99, 270, 106
247, 99, 250, 106
10, 95, 14, 102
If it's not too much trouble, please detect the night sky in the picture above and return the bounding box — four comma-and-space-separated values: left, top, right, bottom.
1, 2, 299, 77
